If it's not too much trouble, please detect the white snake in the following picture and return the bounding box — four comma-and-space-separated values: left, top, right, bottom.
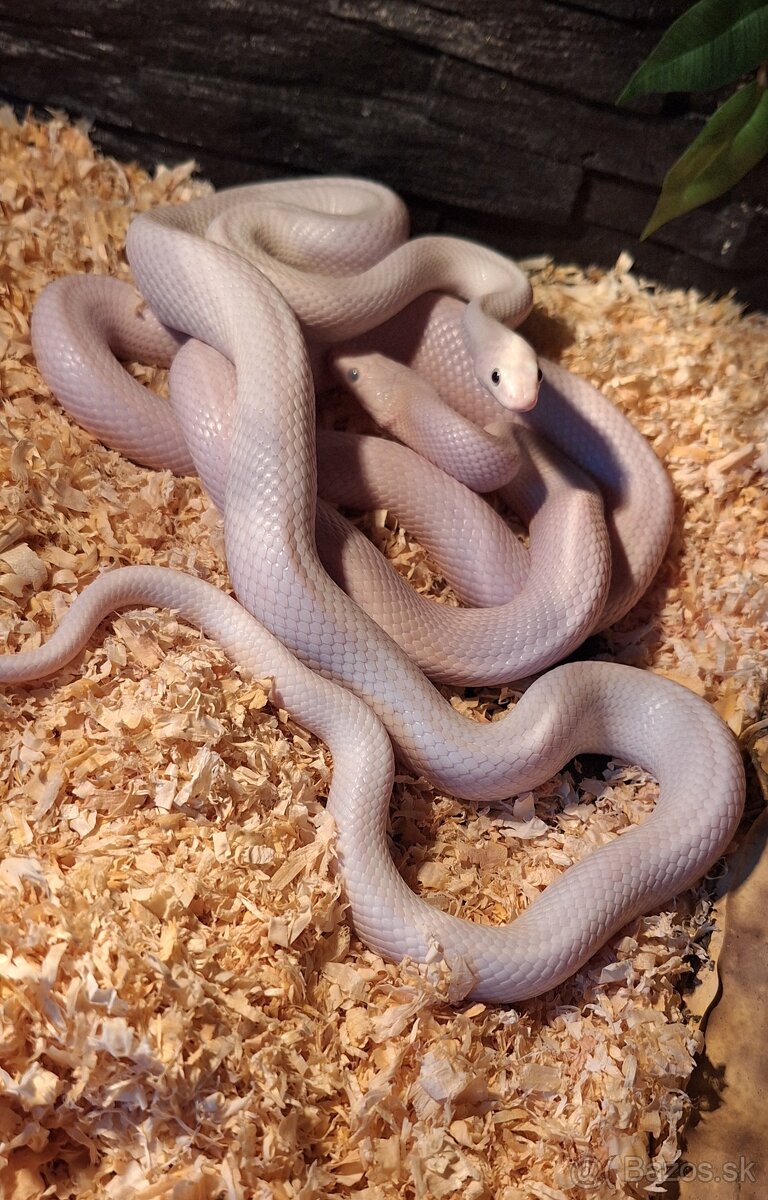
2, 178, 745, 1002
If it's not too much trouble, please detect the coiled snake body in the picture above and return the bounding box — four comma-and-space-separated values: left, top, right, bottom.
1, 178, 745, 1002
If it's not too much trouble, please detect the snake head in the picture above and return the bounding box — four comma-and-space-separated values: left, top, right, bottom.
329, 349, 430, 430
463, 298, 541, 412
474, 329, 542, 412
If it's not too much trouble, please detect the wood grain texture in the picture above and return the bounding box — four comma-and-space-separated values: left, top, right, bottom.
0, 0, 766, 306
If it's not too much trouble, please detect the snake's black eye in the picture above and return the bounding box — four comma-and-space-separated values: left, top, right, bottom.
490, 369, 501, 386
537, 367, 543, 382
347, 367, 360, 383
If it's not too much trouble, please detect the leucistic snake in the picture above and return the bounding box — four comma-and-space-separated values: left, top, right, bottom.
3, 178, 744, 1003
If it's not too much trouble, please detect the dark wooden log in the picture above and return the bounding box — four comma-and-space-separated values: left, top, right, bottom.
1, 0, 765, 307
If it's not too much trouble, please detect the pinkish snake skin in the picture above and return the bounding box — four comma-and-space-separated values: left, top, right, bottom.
2, 177, 745, 1003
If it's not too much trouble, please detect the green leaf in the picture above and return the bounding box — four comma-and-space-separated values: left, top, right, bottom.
618, 0, 768, 101
642, 80, 768, 237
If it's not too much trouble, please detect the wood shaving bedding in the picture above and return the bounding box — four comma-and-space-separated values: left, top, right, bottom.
0, 108, 765, 1200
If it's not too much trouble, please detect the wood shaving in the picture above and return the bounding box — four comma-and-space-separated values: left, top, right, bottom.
0, 108, 766, 1199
